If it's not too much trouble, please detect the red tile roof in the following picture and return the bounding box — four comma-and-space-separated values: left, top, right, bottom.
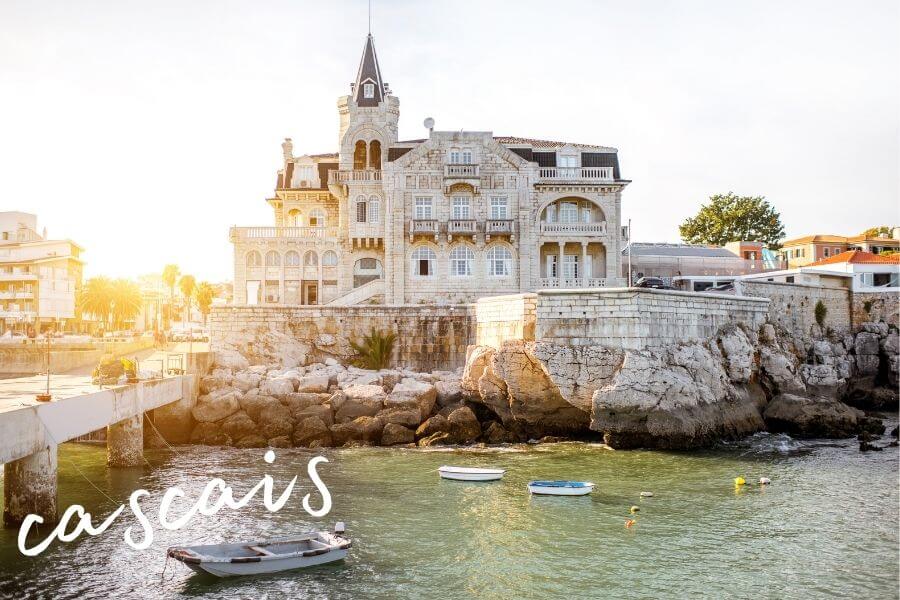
809, 250, 900, 266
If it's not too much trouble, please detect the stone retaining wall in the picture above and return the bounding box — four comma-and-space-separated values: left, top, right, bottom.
475, 293, 537, 348
851, 292, 899, 330
736, 280, 852, 343
210, 305, 476, 372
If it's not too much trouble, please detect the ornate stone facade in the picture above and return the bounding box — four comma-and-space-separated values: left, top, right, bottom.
231, 34, 628, 306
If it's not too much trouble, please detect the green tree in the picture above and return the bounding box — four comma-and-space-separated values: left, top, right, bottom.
79, 277, 114, 330
350, 328, 396, 370
161, 264, 180, 327
862, 226, 891, 238
679, 192, 785, 249
109, 279, 143, 329
194, 281, 215, 324
179, 274, 196, 324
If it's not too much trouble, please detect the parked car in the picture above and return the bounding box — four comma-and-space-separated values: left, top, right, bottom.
634, 277, 675, 290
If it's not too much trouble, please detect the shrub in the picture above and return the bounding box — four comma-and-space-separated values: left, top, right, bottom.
349, 328, 396, 370
814, 300, 827, 327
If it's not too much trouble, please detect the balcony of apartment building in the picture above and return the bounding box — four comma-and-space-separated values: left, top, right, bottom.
0, 268, 38, 281
442, 149, 480, 193
538, 198, 608, 237
327, 139, 383, 196
538, 166, 614, 183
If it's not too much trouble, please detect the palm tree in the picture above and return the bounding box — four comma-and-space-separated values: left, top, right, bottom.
179, 274, 196, 324
110, 279, 143, 330
79, 277, 114, 332
161, 264, 180, 326
194, 281, 215, 324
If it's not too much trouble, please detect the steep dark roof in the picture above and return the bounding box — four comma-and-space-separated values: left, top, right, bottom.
354, 34, 386, 107
387, 147, 414, 162
317, 162, 337, 188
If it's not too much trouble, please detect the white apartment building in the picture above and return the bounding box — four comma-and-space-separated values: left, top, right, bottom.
0, 212, 83, 333
231, 34, 628, 306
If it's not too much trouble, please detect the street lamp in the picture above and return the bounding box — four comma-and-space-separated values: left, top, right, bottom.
36, 329, 52, 402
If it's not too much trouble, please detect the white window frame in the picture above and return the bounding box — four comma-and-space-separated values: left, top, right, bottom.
356, 196, 367, 223
367, 196, 380, 223
322, 250, 338, 267
452, 196, 471, 219
461, 149, 473, 164
449, 245, 474, 277
486, 245, 512, 277
411, 246, 436, 277
414, 197, 433, 220
309, 208, 325, 227
490, 196, 508, 219
284, 251, 301, 267
449, 150, 461, 164
363, 83, 375, 98
559, 202, 579, 223
562, 254, 579, 279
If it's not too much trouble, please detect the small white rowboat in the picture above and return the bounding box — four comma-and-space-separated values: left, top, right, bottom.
166, 523, 351, 578
528, 480, 595, 496
438, 465, 506, 481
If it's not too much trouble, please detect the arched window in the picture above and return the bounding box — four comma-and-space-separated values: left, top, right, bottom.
369, 140, 381, 169
303, 251, 318, 267
286, 209, 302, 227
309, 208, 325, 227
367, 195, 380, 223
411, 246, 436, 277
246, 250, 262, 267
322, 250, 338, 266
486, 245, 513, 277
284, 250, 300, 266
449, 245, 474, 277
265, 251, 281, 267
356, 195, 368, 223
353, 140, 367, 170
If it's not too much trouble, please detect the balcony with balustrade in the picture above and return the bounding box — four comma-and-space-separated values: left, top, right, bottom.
538, 166, 614, 182
230, 226, 339, 243
406, 219, 440, 242
485, 219, 517, 242
538, 198, 609, 239
327, 169, 382, 197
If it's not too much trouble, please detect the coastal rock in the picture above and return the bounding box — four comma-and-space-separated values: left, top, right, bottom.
267, 435, 292, 448
190, 422, 231, 446
221, 411, 258, 442
239, 394, 280, 423
461, 345, 513, 423
200, 373, 232, 395
234, 434, 267, 449
376, 408, 422, 428
330, 416, 383, 446
854, 332, 880, 357
214, 348, 250, 371
381, 423, 415, 446
233, 371, 263, 393
378, 370, 403, 392
292, 404, 334, 427
417, 432, 451, 447
296, 374, 330, 393
800, 364, 846, 398
260, 377, 295, 397
718, 326, 754, 383
292, 416, 333, 447
257, 402, 294, 439
280, 392, 330, 415
759, 346, 806, 395
854, 354, 880, 378
415, 414, 449, 439
482, 421, 513, 444
338, 371, 381, 389
333, 386, 385, 423
763, 393, 865, 438
447, 406, 481, 444
191, 391, 241, 423
386, 379, 437, 417
434, 380, 462, 407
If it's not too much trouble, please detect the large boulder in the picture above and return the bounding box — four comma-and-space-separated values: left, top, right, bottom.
260, 377, 296, 397
482, 421, 514, 444
759, 346, 806, 395
297, 375, 331, 393
214, 348, 249, 371
257, 401, 293, 439
330, 416, 383, 446
415, 414, 450, 439
381, 423, 415, 446
190, 422, 230, 446
234, 434, 267, 448
293, 404, 334, 427
221, 411, 258, 443
386, 379, 437, 417
763, 393, 865, 438
239, 394, 280, 423
334, 386, 385, 423
233, 371, 263, 393
800, 364, 846, 398
447, 406, 481, 444
434, 380, 463, 407
192, 390, 241, 423
292, 416, 333, 448
376, 408, 422, 428
200, 372, 232, 395
855, 332, 880, 356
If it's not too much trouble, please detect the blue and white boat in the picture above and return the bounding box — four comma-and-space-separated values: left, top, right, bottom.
527, 480, 595, 496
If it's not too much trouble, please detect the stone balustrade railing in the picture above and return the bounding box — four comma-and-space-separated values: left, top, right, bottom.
539, 221, 607, 235
230, 226, 338, 241
444, 164, 479, 178
328, 169, 382, 183
538, 166, 614, 181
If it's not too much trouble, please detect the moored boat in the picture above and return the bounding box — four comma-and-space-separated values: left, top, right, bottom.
438, 465, 506, 481
166, 523, 351, 577
527, 480, 595, 496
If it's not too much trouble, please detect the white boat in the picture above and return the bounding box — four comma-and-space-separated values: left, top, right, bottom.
527, 480, 595, 496
166, 524, 351, 577
438, 465, 506, 481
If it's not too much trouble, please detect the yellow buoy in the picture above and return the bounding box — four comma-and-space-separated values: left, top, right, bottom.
734, 476, 746, 486
629, 505, 640, 513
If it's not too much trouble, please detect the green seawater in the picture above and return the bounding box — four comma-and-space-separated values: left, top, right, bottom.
1, 419, 898, 600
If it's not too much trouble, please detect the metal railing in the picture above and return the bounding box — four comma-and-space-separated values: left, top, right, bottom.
539, 221, 608, 235
328, 169, 382, 183
538, 166, 614, 181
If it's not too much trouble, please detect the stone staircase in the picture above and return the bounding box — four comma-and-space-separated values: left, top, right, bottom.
326, 279, 385, 306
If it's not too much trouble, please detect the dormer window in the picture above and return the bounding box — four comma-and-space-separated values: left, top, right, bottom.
449, 149, 473, 164
363, 83, 375, 98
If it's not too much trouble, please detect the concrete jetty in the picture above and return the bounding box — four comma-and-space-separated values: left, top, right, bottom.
0, 375, 195, 526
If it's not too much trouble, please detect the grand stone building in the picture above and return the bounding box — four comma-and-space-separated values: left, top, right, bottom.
231, 34, 628, 306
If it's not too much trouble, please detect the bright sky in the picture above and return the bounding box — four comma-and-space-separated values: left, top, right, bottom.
1, 0, 897, 282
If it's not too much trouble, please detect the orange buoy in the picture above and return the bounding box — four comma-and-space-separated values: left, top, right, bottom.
625, 519, 636, 528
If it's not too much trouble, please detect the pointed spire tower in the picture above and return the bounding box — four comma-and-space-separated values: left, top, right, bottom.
353, 34, 386, 107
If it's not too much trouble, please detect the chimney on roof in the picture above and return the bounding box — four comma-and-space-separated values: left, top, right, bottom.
282, 138, 293, 161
